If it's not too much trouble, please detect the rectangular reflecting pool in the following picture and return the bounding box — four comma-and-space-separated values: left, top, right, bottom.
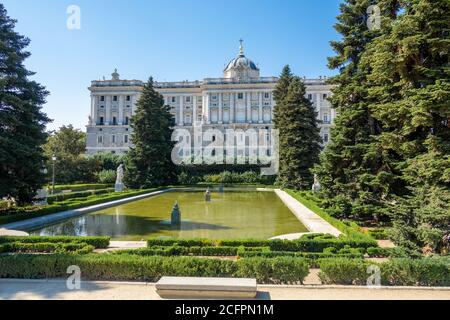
29, 191, 308, 240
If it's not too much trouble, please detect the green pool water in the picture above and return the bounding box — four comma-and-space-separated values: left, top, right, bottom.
29, 191, 307, 240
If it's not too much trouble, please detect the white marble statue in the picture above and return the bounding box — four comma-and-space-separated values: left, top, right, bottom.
115, 164, 124, 192
312, 174, 321, 193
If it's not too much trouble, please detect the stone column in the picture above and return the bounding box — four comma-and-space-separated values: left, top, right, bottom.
258, 92, 263, 123
193, 96, 197, 126
230, 93, 235, 123
105, 95, 111, 125
118, 95, 124, 125
218, 93, 223, 124
179, 95, 184, 126
246, 92, 251, 123
206, 93, 211, 124
91, 94, 97, 125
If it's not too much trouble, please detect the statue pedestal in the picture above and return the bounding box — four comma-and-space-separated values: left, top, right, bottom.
115, 183, 124, 192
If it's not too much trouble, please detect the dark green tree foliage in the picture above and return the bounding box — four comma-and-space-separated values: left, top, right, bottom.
314, 0, 399, 220
42, 125, 100, 184
273, 65, 293, 129
0, 4, 51, 204
275, 76, 322, 189
361, 0, 450, 253
124, 78, 177, 188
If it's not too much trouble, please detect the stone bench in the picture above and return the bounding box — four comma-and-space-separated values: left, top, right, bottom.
155, 276, 257, 299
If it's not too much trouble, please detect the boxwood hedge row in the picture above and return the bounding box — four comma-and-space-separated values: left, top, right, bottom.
147, 237, 377, 252
0, 242, 94, 255
0, 254, 309, 284
318, 258, 450, 286
0, 236, 110, 249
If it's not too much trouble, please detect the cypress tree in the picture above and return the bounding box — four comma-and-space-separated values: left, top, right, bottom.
273, 65, 293, 129
0, 4, 51, 204
361, 0, 450, 252
124, 77, 177, 188
276, 76, 322, 189
313, 0, 399, 220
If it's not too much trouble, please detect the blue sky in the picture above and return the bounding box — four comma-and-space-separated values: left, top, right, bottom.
3, 0, 342, 131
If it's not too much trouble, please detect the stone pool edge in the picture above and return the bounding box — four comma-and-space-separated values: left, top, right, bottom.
0, 189, 173, 232
273, 189, 342, 237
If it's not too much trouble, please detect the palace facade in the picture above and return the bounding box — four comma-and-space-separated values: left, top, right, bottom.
86, 41, 335, 156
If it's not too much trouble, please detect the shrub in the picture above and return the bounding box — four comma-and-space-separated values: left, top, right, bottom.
368, 228, 388, 240
318, 257, 450, 286
237, 257, 309, 284
96, 170, 117, 184
46, 188, 114, 204
0, 254, 308, 284
147, 238, 215, 247
49, 183, 112, 193
381, 258, 450, 286
318, 258, 372, 285
0, 189, 158, 225
0, 236, 110, 248
0, 242, 94, 254
147, 237, 376, 252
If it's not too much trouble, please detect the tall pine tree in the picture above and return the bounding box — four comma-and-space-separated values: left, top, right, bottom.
124, 77, 177, 188
275, 75, 322, 189
0, 4, 51, 204
361, 0, 450, 253
273, 65, 293, 129
313, 0, 399, 221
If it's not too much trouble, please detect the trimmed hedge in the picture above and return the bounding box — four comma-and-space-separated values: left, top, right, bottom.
0, 254, 309, 284
147, 237, 377, 252
46, 188, 114, 204
0, 236, 110, 249
48, 184, 112, 193
0, 188, 160, 225
318, 258, 450, 286
236, 256, 309, 284
114, 246, 240, 257
0, 242, 94, 255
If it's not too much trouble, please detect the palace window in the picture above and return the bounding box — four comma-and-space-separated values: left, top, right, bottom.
323, 133, 329, 143
126, 95, 131, 101
99, 116, 104, 125
125, 117, 129, 125
171, 96, 176, 103
98, 136, 103, 143
186, 96, 191, 103
323, 93, 328, 100
264, 92, 270, 99
100, 96, 105, 101
112, 135, 116, 143
323, 113, 329, 123
113, 96, 118, 102
237, 93, 244, 99
112, 116, 117, 125
124, 135, 128, 143
308, 94, 312, 100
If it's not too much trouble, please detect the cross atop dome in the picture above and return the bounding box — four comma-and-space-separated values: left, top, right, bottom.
239, 38, 244, 56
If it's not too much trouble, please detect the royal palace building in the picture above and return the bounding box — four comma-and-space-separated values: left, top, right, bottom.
86, 41, 335, 156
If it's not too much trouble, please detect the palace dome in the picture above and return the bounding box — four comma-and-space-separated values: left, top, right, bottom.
223, 40, 260, 80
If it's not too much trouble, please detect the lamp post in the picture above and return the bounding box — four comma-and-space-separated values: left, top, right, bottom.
51, 155, 57, 195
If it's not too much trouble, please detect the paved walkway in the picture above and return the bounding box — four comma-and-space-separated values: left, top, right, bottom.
274, 190, 341, 237
0, 279, 448, 300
